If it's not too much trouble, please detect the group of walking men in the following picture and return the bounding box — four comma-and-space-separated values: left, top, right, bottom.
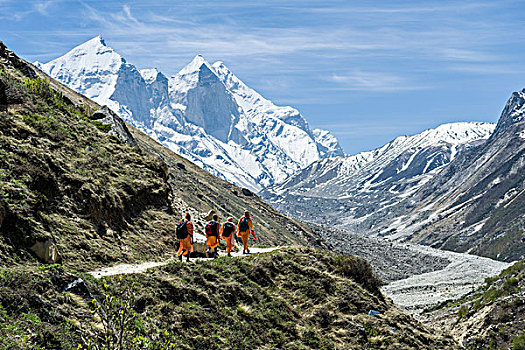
176, 210, 256, 261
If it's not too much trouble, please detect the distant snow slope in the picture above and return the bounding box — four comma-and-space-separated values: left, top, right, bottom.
262, 122, 495, 227
37, 36, 343, 192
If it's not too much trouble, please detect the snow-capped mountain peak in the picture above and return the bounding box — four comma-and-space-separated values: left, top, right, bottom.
212, 60, 295, 118
37, 37, 344, 192
36, 36, 124, 109
178, 54, 213, 75
139, 68, 161, 84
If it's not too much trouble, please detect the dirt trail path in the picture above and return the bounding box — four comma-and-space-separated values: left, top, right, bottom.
88, 247, 280, 279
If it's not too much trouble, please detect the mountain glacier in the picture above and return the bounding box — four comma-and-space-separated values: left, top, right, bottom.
35, 36, 343, 192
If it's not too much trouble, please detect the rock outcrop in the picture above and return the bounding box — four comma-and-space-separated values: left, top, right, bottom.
30, 239, 61, 264
90, 106, 136, 146
491, 89, 525, 138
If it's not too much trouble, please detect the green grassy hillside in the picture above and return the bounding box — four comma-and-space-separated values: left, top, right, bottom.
0, 248, 456, 349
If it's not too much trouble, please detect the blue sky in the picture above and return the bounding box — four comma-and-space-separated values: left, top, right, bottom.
1, 0, 525, 154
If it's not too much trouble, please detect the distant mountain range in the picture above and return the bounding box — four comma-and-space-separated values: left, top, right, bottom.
263, 91, 525, 262
262, 122, 494, 223
36, 36, 343, 192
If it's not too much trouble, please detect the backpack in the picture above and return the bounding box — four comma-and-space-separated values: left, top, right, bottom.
176, 220, 188, 239
222, 222, 235, 237
205, 220, 218, 237
239, 217, 249, 232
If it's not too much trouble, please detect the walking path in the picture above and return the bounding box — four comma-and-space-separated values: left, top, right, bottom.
88, 247, 279, 279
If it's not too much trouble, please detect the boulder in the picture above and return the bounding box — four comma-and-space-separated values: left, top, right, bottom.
192, 232, 208, 254
203, 209, 216, 221
30, 239, 61, 264
242, 188, 254, 196
90, 106, 137, 146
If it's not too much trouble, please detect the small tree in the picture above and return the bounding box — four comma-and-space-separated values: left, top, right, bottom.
78, 282, 175, 350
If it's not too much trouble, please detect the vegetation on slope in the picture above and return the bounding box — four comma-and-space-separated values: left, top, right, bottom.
0, 45, 175, 271
0, 248, 456, 349
426, 259, 524, 349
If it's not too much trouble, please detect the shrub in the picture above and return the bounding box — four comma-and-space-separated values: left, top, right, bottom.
457, 305, 469, 319
79, 282, 175, 350
512, 334, 525, 350
334, 255, 382, 294
25, 77, 65, 108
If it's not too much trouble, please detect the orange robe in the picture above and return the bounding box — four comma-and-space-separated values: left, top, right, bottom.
221, 222, 236, 254
178, 220, 194, 256
206, 221, 220, 249
207, 236, 219, 249
238, 216, 254, 251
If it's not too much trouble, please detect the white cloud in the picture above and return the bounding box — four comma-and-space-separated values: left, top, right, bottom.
21, 1, 525, 99
327, 71, 428, 92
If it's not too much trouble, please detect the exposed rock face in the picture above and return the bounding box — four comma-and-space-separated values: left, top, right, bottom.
491, 89, 525, 138
111, 64, 153, 127
90, 106, 137, 146
37, 37, 344, 192
241, 188, 254, 197
30, 239, 61, 263
172, 58, 240, 143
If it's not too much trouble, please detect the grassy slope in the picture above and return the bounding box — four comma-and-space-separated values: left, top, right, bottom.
0, 248, 456, 349
0, 44, 176, 271
424, 259, 524, 349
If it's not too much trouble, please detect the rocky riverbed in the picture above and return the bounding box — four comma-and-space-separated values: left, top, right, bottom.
313, 224, 511, 313
311, 224, 450, 282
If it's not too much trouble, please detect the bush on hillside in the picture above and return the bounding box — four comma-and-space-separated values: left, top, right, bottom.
333, 255, 383, 295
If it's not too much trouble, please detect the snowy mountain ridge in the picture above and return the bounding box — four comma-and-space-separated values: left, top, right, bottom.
261, 121, 495, 229
267, 122, 495, 198
36, 36, 343, 192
